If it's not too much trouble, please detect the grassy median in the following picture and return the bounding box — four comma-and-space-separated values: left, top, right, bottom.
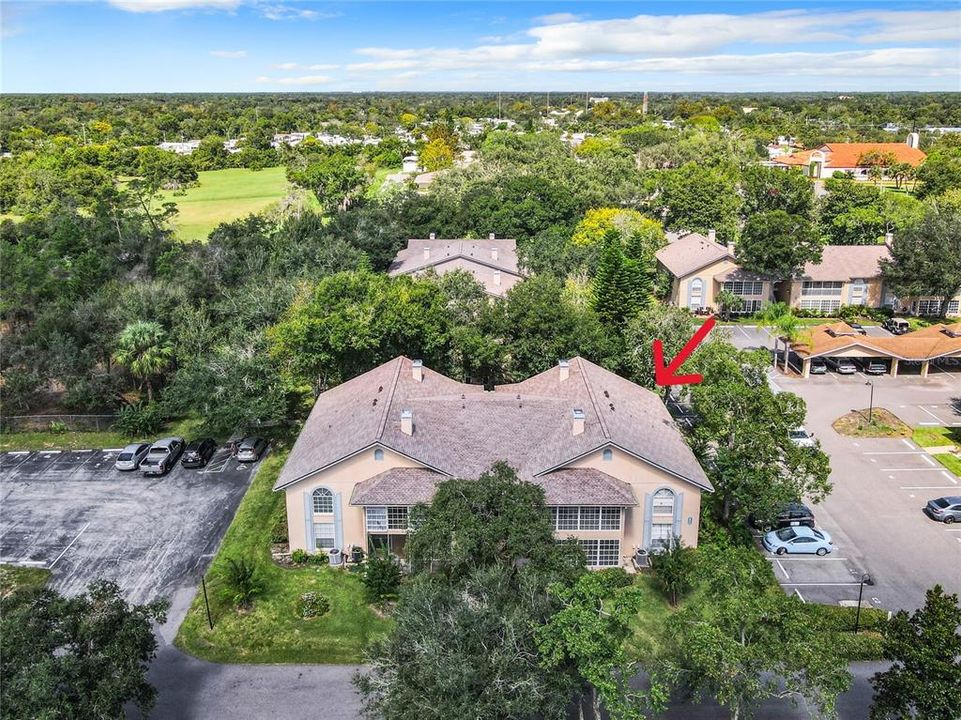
175, 451, 390, 664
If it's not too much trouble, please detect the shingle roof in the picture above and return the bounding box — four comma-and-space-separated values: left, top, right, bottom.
532, 469, 638, 506
774, 143, 926, 169
799, 245, 890, 281
655, 232, 731, 278
388, 238, 522, 277
275, 356, 712, 494
349, 468, 443, 505
793, 322, 961, 361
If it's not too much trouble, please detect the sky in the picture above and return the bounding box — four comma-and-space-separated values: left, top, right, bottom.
2, 0, 960, 93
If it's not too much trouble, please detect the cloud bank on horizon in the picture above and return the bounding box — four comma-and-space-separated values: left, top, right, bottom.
3, 0, 959, 92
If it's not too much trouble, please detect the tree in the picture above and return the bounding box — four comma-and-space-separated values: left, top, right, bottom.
289, 152, 367, 210
915, 146, 961, 199
741, 166, 814, 219
870, 584, 961, 720
818, 177, 885, 245
113, 320, 173, 402
0, 580, 168, 720
361, 550, 404, 604
659, 163, 741, 243
649, 538, 695, 606
621, 304, 696, 391
537, 569, 666, 720
880, 204, 961, 317
591, 231, 652, 334
715, 288, 745, 322
355, 566, 578, 720
736, 211, 822, 280
666, 545, 851, 720
406, 462, 583, 580
420, 138, 455, 172
192, 134, 230, 171
687, 339, 832, 526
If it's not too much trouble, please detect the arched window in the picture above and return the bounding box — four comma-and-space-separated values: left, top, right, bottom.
652, 488, 675, 514
374, 448, 384, 461
602, 448, 613, 461
689, 278, 703, 310
312, 487, 333, 514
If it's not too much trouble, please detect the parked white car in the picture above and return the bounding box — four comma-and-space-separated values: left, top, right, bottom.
115, 442, 150, 471
763, 526, 834, 556
789, 427, 816, 449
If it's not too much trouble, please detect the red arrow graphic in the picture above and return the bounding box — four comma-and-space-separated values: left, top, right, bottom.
653, 316, 716, 387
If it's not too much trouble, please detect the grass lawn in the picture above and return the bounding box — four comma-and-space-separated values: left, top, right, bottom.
933, 453, 961, 477
912, 426, 961, 449
832, 408, 912, 438
0, 564, 51, 598
159, 167, 320, 242
366, 166, 401, 198
175, 451, 390, 664
0, 417, 207, 452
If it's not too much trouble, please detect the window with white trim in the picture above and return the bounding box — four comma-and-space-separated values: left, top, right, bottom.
914, 298, 960, 316
551, 506, 622, 531
312, 487, 333, 514
365, 507, 387, 532
313, 522, 335, 550
602, 448, 613, 461
579, 539, 620, 567
799, 298, 841, 312
801, 281, 843, 297
722, 281, 764, 297
689, 278, 703, 309
649, 523, 673, 549
652, 488, 675, 515
374, 448, 384, 461
387, 506, 409, 530
850, 279, 866, 305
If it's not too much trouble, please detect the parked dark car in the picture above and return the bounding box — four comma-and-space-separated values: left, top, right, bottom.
181, 438, 217, 468
139, 437, 185, 476
809, 358, 828, 375
883, 318, 910, 335
924, 496, 961, 524
859, 358, 888, 375
236, 436, 268, 463
750, 503, 816, 532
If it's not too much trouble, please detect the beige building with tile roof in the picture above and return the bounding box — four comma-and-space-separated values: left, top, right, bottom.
388, 235, 525, 297
656, 230, 777, 314
275, 356, 712, 567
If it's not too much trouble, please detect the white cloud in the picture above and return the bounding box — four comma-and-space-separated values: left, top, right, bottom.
533, 13, 584, 26
259, 4, 340, 21
210, 49, 247, 58
270, 62, 339, 70
256, 74, 333, 85
108, 0, 240, 11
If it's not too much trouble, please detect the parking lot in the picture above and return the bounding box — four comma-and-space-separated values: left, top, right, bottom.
719, 324, 961, 611
0, 446, 258, 604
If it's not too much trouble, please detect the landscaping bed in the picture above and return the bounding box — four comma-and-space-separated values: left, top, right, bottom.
832, 408, 912, 438
0, 564, 51, 598
175, 452, 390, 664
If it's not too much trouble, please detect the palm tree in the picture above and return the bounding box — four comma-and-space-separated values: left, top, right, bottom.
757, 301, 790, 368
113, 321, 173, 402
775, 312, 804, 373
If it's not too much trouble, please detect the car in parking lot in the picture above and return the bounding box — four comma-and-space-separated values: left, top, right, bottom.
859, 358, 888, 375
140, 437, 185, 476
924, 496, 961, 524
762, 525, 834, 556
181, 438, 217, 468
749, 502, 816, 532
882, 317, 910, 335
809, 358, 827, 375
115, 443, 150, 471
236, 436, 267, 463
826, 357, 857, 374
789, 427, 816, 448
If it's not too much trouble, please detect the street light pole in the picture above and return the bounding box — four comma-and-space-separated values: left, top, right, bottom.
854, 573, 872, 633
865, 380, 875, 424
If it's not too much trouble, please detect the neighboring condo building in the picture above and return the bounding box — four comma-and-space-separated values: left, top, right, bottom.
773, 135, 926, 180
388, 235, 525, 297
274, 356, 712, 568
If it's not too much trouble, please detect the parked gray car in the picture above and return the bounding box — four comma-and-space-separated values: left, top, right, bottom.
236, 436, 267, 463
115, 442, 150, 471
139, 437, 185, 476
924, 496, 961, 524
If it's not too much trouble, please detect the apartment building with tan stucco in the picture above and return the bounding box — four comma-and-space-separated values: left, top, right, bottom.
274, 356, 712, 568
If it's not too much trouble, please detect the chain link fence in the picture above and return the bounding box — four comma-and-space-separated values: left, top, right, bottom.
0, 414, 117, 433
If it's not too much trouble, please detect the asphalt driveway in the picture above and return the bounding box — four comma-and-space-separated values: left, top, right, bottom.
0, 445, 256, 604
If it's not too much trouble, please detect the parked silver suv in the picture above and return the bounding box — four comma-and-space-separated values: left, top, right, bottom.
115, 443, 149, 471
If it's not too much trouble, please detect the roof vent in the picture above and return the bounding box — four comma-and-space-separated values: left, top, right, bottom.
411, 359, 423, 382
429, 232, 436, 240
708, 229, 717, 242
493, 270, 501, 286
400, 409, 413, 436
488, 232, 495, 240
942, 328, 961, 338
423, 247, 431, 260
491, 247, 499, 261
558, 359, 570, 381
572, 408, 585, 436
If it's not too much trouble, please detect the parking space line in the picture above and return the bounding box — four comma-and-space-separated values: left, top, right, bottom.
921, 455, 937, 466
900, 485, 960, 490
775, 559, 789, 580
863, 451, 925, 455
941, 471, 958, 485
901, 439, 917, 449
919, 406, 944, 424
780, 582, 864, 586
48, 522, 89, 569
7, 451, 30, 456
881, 467, 942, 472
794, 589, 805, 603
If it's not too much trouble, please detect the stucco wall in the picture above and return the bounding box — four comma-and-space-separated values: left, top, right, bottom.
783, 277, 886, 309
672, 258, 774, 312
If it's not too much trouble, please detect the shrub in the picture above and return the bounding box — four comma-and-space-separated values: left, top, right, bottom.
112, 401, 165, 437
307, 552, 329, 566
299, 592, 330, 619
270, 508, 288, 545
220, 557, 262, 609
361, 550, 403, 604
48, 420, 68, 434
649, 538, 696, 605
290, 548, 309, 564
